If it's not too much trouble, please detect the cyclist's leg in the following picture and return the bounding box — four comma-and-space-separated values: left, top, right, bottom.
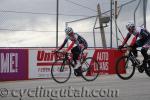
141, 48, 148, 62
142, 38, 150, 63
73, 44, 88, 76
131, 39, 143, 58
71, 46, 81, 65
131, 44, 138, 57
75, 47, 88, 76
143, 38, 150, 66
71, 46, 85, 76
138, 39, 149, 67
136, 39, 147, 59
134, 39, 147, 72
71, 46, 82, 76
141, 48, 148, 68
80, 44, 88, 56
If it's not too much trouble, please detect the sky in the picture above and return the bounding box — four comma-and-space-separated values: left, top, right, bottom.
0, 0, 149, 47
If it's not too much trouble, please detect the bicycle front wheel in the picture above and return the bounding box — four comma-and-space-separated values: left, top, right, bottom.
51, 60, 71, 83
144, 59, 150, 77
81, 57, 100, 81
116, 56, 135, 80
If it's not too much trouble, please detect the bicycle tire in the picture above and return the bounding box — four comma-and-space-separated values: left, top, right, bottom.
81, 57, 100, 81
144, 60, 150, 77
51, 60, 71, 83
116, 56, 135, 80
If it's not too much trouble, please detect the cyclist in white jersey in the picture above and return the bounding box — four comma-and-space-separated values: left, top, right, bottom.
119, 22, 150, 72
56, 27, 88, 75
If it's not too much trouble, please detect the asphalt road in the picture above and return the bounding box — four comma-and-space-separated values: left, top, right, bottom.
0, 70, 150, 100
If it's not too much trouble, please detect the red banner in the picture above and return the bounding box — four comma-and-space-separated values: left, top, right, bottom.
90, 49, 125, 75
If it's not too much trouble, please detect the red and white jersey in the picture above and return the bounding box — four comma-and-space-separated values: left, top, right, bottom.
58, 33, 88, 51
121, 26, 150, 46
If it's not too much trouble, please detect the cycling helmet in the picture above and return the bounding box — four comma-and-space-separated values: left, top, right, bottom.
126, 22, 135, 30
65, 27, 73, 35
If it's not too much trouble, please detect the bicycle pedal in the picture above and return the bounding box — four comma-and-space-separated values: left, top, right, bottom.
74, 68, 82, 76
138, 67, 144, 73
74, 71, 82, 76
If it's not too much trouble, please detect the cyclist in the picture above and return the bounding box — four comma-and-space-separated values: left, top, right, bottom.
119, 22, 150, 72
56, 27, 88, 76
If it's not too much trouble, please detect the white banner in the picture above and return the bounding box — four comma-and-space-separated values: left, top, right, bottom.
29, 48, 55, 78
29, 48, 94, 79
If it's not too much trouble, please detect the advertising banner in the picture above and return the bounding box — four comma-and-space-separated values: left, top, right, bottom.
29, 49, 55, 79
0, 48, 125, 81
28, 48, 125, 79
29, 48, 92, 79
92, 49, 125, 75
0, 49, 28, 81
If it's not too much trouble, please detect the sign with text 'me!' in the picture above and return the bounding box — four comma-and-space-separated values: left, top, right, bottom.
0, 49, 28, 81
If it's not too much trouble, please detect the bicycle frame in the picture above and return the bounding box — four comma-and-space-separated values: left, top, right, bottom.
125, 48, 142, 68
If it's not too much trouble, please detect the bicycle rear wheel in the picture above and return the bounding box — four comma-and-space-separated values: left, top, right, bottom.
51, 60, 71, 83
81, 57, 100, 81
116, 56, 135, 80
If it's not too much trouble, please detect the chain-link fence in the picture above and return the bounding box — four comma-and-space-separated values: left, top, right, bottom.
0, 0, 148, 47
67, 0, 148, 48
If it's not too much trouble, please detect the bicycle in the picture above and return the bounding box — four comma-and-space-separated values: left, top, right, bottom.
116, 46, 150, 80
51, 50, 100, 83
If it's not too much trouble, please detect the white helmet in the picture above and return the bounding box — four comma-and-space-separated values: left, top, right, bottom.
126, 22, 135, 30
65, 27, 73, 35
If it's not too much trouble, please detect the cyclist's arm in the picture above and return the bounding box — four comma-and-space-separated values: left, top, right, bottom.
121, 33, 131, 46
130, 33, 139, 46
66, 41, 75, 52
58, 38, 68, 51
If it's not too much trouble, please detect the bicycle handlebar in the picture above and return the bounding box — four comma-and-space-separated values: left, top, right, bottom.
52, 50, 67, 60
